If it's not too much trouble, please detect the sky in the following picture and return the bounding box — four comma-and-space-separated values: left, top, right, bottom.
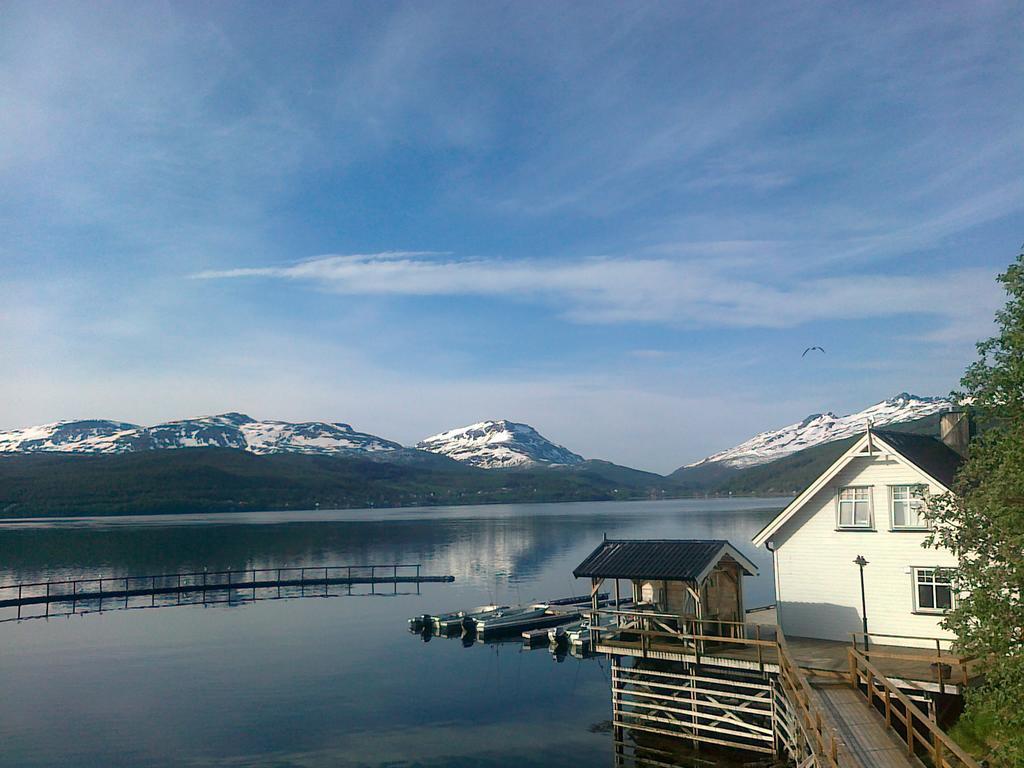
1, 2, 1022, 473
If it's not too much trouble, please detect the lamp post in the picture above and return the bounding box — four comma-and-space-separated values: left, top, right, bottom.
854, 555, 869, 651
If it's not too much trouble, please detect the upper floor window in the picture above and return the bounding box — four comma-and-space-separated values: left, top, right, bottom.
891, 485, 928, 530
914, 567, 954, 613
837, 486, 872, 529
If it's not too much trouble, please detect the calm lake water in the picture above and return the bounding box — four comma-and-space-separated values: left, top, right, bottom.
0, 498, 785, 768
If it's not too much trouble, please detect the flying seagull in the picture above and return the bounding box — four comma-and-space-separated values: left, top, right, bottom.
802, 346, 826, 357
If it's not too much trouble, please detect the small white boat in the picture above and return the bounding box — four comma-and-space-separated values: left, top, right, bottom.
434, 604, 506, 633
548, 618, 590, 645
568, 620, 591, 647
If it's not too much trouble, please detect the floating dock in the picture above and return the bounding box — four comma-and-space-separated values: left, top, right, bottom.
1, 564, 454, 620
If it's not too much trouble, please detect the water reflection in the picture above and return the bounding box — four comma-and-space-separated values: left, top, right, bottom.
0, 498, 784, 768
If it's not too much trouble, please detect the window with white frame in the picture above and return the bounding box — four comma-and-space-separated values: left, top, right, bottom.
914, 568, 955, 613
891, 485, 928, 529
837, 486, 872, 528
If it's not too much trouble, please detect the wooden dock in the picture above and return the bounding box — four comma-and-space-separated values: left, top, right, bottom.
592, 609, 982, 768
593, 612, 974, 695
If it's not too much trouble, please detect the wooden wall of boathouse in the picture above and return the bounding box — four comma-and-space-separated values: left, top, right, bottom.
627, 558, 745, 624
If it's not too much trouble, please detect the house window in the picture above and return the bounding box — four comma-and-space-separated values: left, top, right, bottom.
914, 568, 955, 613
837, 486, 872, 528
891, 485, 928, 529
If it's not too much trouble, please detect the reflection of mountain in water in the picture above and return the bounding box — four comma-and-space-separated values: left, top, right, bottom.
0, 513, 634, 586
0, 501, 783, 601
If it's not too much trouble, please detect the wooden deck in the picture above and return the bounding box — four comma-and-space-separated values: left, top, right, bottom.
592, 610, 981, 767
726, 635, 968, 694
596, 631, 971, 694
811, 679, 923, 768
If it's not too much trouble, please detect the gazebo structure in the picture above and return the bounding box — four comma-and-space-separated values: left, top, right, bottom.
573, 538, 758, 637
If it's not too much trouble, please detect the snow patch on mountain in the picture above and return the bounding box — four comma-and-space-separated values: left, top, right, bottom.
686, 393, 953, 469
416, 420, 584, 469
0, 414, 401, 456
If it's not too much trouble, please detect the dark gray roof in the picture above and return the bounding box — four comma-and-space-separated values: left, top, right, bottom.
573, 539, 757, 581
872, 430, 964, 488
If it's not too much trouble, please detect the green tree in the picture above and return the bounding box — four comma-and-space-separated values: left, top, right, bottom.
927, 250, 1024, 766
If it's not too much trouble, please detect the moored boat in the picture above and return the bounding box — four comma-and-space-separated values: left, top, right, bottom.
474, 604, 581, 638
548, 618, 584, 645
431, 604, 506, 633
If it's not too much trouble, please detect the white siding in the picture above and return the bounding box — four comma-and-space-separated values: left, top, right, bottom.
770, 451, 958, 647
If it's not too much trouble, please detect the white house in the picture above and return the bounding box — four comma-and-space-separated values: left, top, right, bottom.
752, 412, 969, 647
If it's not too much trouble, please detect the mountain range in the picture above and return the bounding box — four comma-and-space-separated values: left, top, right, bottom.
0, 412, 401, 456
0, 393, 957, 516
682, 392, 952, 469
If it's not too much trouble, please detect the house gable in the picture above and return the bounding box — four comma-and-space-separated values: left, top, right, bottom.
752, 431, 955, 547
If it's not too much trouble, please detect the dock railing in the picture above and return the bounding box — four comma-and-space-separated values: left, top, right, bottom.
849, 631, 976, 692
848, 646, 981, 768
591, 608, 849, 767
590, 607, 779, 671
778, 632, 847, 768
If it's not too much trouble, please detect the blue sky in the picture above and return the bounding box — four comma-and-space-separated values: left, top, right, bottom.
1, 2, 1022, 472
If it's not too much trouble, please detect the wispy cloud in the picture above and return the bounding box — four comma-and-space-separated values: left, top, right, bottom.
194, 250, 1001, 338
2, 3, 1021, 469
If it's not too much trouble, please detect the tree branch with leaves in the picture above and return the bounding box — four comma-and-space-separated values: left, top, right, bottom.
926, 249, 1024, 767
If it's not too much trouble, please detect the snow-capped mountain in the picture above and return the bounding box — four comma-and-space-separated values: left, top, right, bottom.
416, 420, 584, 469
686, 393, 953, 470
0, 413, 401, 456
0, 419, 141, 454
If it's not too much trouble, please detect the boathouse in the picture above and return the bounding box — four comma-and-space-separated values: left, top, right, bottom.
574, 538, 758, 635
752, 412, 968, 647
577, 530, 982, 768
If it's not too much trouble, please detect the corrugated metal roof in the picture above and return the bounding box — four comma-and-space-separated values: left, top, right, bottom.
573, 539, 755, 581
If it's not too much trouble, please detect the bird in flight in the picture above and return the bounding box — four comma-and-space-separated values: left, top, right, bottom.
802, 346, 826, 357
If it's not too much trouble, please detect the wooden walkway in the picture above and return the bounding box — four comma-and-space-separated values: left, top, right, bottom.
811, 679, 922, 768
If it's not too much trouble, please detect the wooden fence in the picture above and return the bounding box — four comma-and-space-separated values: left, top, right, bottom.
777, 632, 847, 768
848, 647, 981, 768
591, 608, 778, 671
850, 631, 976, 693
